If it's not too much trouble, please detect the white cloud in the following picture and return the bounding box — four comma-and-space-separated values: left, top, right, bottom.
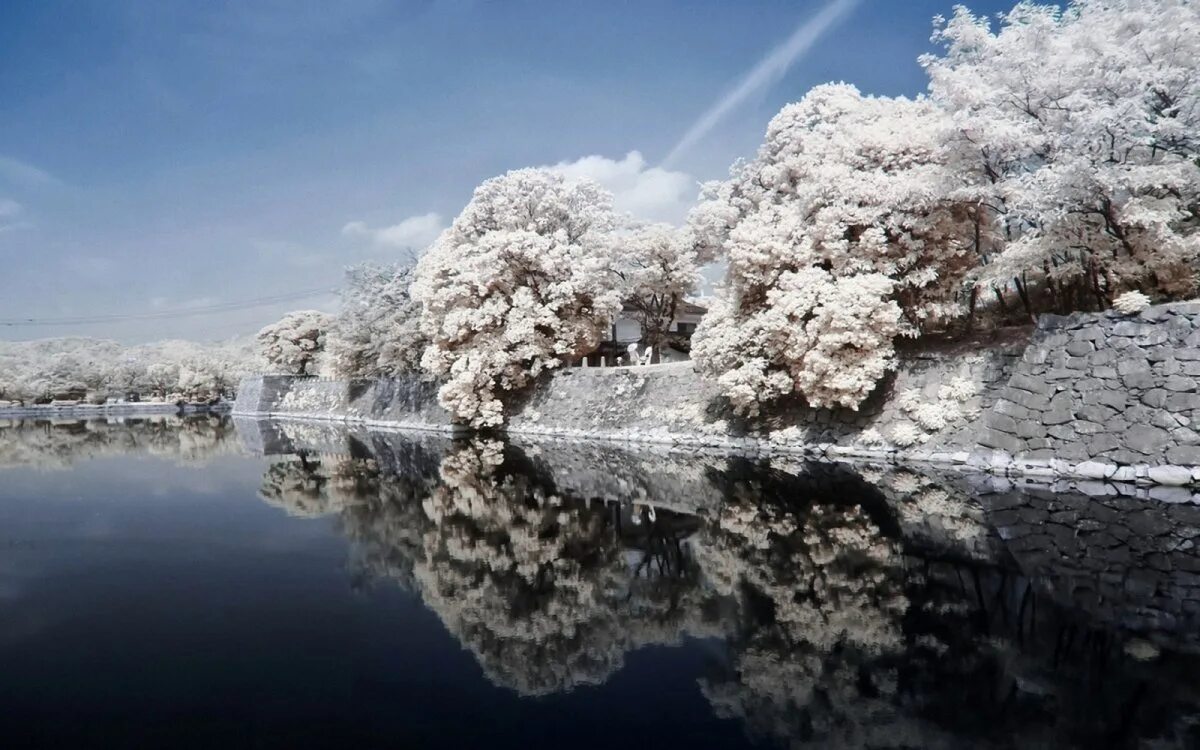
0, 155, 59, 188
0, 198, 30, 233
546, 151, 695, 225
342, 211, 445, 252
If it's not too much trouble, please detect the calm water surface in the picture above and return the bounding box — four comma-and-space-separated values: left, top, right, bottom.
0, 415, 1197, 749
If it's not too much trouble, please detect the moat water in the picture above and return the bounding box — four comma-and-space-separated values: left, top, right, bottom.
0, 415, 1197, 749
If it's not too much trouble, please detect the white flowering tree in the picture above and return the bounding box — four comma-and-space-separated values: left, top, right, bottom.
411, 168, 623, 427
256, 309, 332, 377
923, 0, 1200, 311
327, 263, 426, 379
690, 83, 976, 413
608, 222, 702, 361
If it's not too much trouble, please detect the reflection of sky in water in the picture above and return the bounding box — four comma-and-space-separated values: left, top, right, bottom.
0, 418, 1197, 749
0, 425, 754, 749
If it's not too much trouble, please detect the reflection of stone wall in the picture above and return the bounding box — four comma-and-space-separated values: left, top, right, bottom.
979, 485, 1200, 650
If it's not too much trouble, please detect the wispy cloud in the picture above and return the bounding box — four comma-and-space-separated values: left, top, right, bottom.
0, 155, 60, 189
664, 0, 862, 166
342, 212, 445, 253
0, 198, 31, 233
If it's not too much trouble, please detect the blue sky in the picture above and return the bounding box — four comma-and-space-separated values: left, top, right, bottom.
0, 0, 1015, 342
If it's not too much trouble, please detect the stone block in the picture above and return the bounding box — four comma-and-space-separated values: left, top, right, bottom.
1074, 460, 1113, 479
1006, 389, 1051, 412
1167, 302, 1200, 316
1167, 446, 1200, 465
1164, 376, 1197, 393
1009, 373, 1051, 395
1113, 321, 1157, 337
1074, 378, 1108, 392
1074, 420, 1104, 435
992, 398, 1033, 420
1142, 389, 1169, 408
1148, 465, 1194, 486
1043, 408, 1074, 426
1118, 359, 1152, 376
985, 412, 1018, 434
1016, 421, 1047, 439
1087, 435, 1121, 455
1066, 341, 1094, 357
1165, 393, 1200, 412
980, 428, 1023, 454
1125, 424, 1170, 454
1095, 390, 1127, 410
1122, 371, 1158, 390
1048, 425, 1076, 440
1135, 330, 1170, 346
1057, 443, 1092, 460
1076, 405, 1114, 422
1112, 466, 1139, 482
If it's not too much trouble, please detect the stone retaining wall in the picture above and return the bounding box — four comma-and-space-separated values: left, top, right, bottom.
981, 302, 1200, 486
234, 301, 1200, 486
234, 374, 459, 433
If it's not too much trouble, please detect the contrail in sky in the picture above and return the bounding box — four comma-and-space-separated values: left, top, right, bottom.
663, 0, 863, 167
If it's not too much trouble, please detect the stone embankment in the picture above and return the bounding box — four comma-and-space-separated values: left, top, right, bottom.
234, 301, 1200, 487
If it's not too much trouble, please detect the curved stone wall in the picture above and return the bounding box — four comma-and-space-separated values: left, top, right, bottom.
234, 302, 1200, 486
234, 374, 459, 433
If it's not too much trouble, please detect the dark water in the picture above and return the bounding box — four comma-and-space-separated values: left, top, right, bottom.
0, 416, 1197, 749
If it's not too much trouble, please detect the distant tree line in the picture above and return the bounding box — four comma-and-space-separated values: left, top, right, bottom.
0, 337, 259, 406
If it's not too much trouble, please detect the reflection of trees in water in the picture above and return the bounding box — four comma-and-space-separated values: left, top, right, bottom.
0, 415, 238, 469
256, 441, 1200, 748
259, 439, 729, 696
693, 463, 932, 748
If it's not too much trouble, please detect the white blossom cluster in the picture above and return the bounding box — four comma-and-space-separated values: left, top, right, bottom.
925, 0, 1200, 303
689, 0, 1199, 413
689, 83, 976, 412
256, 309, 332, 377
608, 222, 704, 355
325, 263, 427, 379
886, 376, 980, 447
410, 169, 626, 426
1112, 290, 1153, 315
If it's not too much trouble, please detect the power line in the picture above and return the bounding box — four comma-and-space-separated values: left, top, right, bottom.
0, 287, 338, 327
